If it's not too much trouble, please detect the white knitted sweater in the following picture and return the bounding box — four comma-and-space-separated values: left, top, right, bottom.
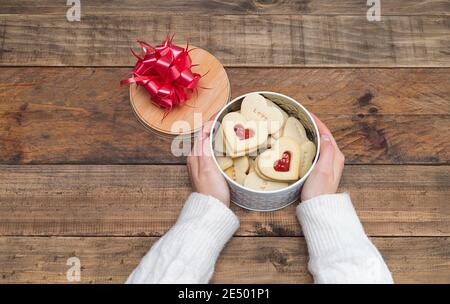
126, 192, 393, 284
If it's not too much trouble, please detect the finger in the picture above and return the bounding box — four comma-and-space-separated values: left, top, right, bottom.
199, 134, 220, 174
197, 120, 215, 158
201, 133, 213, 158
187, 157, 197, 180
334, 151, 345, 182
334, 162, 344, 186
187, 152, 198, 181
189, 133, 203, 175
316, 133, 335, 174
311, 113, 331, 135
208, 112, 218, 122
311, 112, 338, 148
201, 120, 215, 139
194, 133, 204, 158
186, 158, 193, 178
189, 131, 201, 157
187, 163, 198, 192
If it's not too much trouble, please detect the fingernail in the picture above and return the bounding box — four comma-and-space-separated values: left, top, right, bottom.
322, 134, 331, 142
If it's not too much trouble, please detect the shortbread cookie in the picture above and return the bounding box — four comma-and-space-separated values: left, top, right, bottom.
234, 156, 249, 184
269, 99, 289, 124
216, 156, 233, 171
267, 136, 278, 149
248, 158, 256, 173
283, 117, 308, 145
226, 136, 260, 158
257, 137, 301, 181
299, 140, 317, 178
224, 167, 235, 182
213, 125, 226, 155
272, 129, 282, 139
246, 147, 260, 158
241, 93, 286, 135
255, 138, 270, 156
253, 156, 280, 182
222, 112, 268, 157
224, 156, 249, 185
257, 137, 270, 150
244, 172, 289, 191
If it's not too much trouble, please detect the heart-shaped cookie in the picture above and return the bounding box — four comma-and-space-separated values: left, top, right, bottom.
257, 137, 301, 181
272, 129, 282, 140
283, 117, 308, 144
244, 172, 289, 191
241, 93, 286, 135
273, 101, 289, 123
253, 155, 280, 182
222, 112, 268, 157
299, 140, 317, 178
216, 156, 233, 171
268, 99, 289, 131
267, 136, 277, 149
248, 158, 256, 173
224, 156, 249, 185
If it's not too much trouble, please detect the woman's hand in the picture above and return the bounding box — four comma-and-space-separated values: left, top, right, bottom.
187, 122, 231, 207
301, 114, 345, 202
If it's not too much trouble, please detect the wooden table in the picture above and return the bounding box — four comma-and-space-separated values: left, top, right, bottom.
0, 1, 449, 283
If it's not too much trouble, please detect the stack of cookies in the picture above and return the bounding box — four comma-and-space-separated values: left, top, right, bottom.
213, 93, 317, 191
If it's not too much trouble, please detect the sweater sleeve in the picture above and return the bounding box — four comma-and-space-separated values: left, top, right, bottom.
126, 193, 239, 284
296, 193, 393, 284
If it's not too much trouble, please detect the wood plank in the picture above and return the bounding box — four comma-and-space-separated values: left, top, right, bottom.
2, 67, 447, 115
0, 15, 448, 67
2, 0, 449, 16
1, 68, 449, 165
0, 165, 448, 237
0, 236, 448, 283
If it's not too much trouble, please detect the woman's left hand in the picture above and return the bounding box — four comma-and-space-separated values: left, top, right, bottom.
187, 122, 231, 207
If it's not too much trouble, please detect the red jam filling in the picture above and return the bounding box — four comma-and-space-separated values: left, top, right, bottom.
273, 151, 291, 172
234, 124, 254, 140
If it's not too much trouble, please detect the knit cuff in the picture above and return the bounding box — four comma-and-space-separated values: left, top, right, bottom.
179, 192, 239, 239
296, 193, 367, 258
175, 193, 239, 261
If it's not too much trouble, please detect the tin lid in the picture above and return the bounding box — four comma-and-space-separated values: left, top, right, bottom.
130, 46, 230, 137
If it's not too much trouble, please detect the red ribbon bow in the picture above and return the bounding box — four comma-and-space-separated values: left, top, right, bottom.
121, 35, 201, 111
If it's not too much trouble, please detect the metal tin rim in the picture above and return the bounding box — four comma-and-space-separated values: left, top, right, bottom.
210, 91, 321, 195
231, 197, 299, 212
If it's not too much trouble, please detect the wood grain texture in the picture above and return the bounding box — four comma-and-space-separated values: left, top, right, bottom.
0, 15, 448, 66
0, 165, 448, 237
1, 68, 449, 165
0, 236, 448, 283
2, 0, 449, 16
1, 0, 448, 286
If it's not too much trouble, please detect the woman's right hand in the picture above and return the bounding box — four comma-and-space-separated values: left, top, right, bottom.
300, 114, 345, 202
187, 121, 231, 207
